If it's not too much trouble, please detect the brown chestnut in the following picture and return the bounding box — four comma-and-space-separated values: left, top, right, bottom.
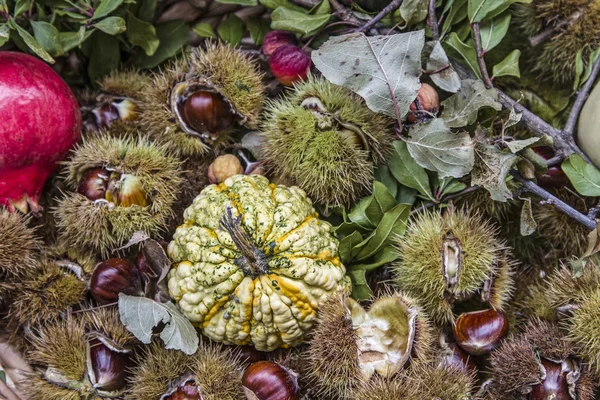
236, 345, 267, 364
89, 338, 130, 391
530, 358, 570, 400
78, 168, 110, 201
443, 342, 478, 372
262, 30, 298, 57
179, 90, 235, 135
269, 45, 311, 87
242, 361, 299, 400
407, 83, 439, 123
452, 309, 509, 356
90, 258, 144, 305
163, 378, 202, 400
532, 147, 569, 189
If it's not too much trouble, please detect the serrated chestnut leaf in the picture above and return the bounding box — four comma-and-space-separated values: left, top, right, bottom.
89, 338, 130, 391
452, 309, 509, 356
90, 258, 144, 305
242, 361, 299, 400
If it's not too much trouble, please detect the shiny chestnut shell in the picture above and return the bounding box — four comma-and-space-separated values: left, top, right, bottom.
452, 309, 509, 356
530, 358, 570, 400
242, 361, 299, 400
77, 168, 110, 201
90, 258, 143, 305
163, 381, 202, 400
179, 91, 235, 135
89, 338, 130, 391
443, 342, 478, 372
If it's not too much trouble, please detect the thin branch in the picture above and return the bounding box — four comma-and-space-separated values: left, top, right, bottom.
428, 0, 439, 41
471, 22, 493, 88
528, 10, 583, 47
511, 171, 597, 230
563, 55, 600, 139
410, 186, 481, 215
357, 0, 403, 33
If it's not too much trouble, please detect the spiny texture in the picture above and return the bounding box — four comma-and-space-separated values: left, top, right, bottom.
544, 262, 600, 308
351, 375, 417, 399
305, 293, 362, 399
393, 209, 514, 324
83, 306, 136, 349
24, 377, 81, 400
54, 134, 183, 257
8, 262, 87, 326
27, 316, 87, 382
407, 361, 476, 400
139, 60, 210, 157
0, 209, 40, 285
189, 43, 265, 129
44, 241, 98, 276
567, 293, 600, 372
126, 341, 245, 400
99, 69, 148, 100
260, 76, 394, 207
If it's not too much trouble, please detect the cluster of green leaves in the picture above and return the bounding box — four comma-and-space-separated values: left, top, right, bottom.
441, 0, 532, 81
0, 0, 188, 81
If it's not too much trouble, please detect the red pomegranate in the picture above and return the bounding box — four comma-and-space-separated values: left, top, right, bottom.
0, 52, 81, 214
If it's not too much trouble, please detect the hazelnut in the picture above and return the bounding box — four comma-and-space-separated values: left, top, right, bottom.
407, 83, 440, 123
208, 155, 244, 184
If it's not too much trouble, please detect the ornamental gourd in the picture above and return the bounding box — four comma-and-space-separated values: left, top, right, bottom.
167, 175, 350, 351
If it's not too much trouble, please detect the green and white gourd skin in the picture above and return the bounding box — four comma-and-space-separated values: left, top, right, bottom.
168, 174, 350, 351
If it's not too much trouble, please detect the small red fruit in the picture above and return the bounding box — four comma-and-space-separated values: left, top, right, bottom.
452, 309, 509, 356
407, 83, 440, 123
262, 30, 298, 57
0, 52, 82, 213
77, 168, 110, 201
242, 361, 299, 400
269, 45, 311, 86
179, 91, 235, 135
90, 258, 144, 304
532, 146, 569, 188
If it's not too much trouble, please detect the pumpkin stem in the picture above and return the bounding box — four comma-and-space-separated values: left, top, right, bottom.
220, 206, 270, 277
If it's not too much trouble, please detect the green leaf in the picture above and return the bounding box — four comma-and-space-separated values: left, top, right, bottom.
442, 0, 467, 35
59, 28, 94, 52
573, 48, 584, 91
127, 12, 159, 55
0, 370, 5, 384
443, 32, 482, 80
87, 31, 120, 80
246, 18, 270, 45
440, 177, 467, 196
217, 14, 244, 45
193, 22, 217, 38
371, 181, 398, 215
388, 141, 433, 200
581, 47, 600, 88
374, 166, 398, 197
492, 49, 520, 78
400, 0, 428, 25
260, 0, 307, 12
313, 0, 330, 15
312, 31, 424, 120
118, 294, 199, 355
9, 18, 55, 63
30, 20, 64, 56
426, 40, 461, 93
335, 221, 369, 237
355, 203, 411, 261
468, 0, 508, 23
13, 0, 30, 16
137, 0, 157, 21
485, 0, 531, 19
440, 79, 501, 127
471, 141, 519, 201
505, 136, 548, 154
397, 185, 418, 204
406, 118, 475, 179
562, 154, 600, 196
93, 0, 123, 19
271, 7, 329, 34
339, 231, 363, 264
479, 12, 510, 52
133, 20, 188, 69
94, 16, 127, 35
350, 246, 398, 271
348, 269, 373, 300
520, 197, 537, 236
0, 23, 9, 47
216, 0, 257, 4
348, 196, 378, 229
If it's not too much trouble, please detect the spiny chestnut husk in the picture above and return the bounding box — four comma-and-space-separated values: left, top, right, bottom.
405, 360, 477, 400
393, 208, 515, 325
305, 291, 433, 399
140, 43, 265, 157
407, 83, 440, 123
242, 361, 300, 400
262, 30, 298, 57
54, 134, 183, 257
126, 341, 245, 400
0, 209, 41, 301
23, 310, 135, 399
82, 69, 146, 133
452, 309, 509, 355
489, 318, 596, 400
259, 75, 395, 208
89, 258, 143, 305
269, 45, 311, 86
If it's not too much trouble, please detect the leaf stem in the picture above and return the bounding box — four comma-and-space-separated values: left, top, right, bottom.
356, 0, 403, 33
563, 55, 600, 139
471, 22, 492, 88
